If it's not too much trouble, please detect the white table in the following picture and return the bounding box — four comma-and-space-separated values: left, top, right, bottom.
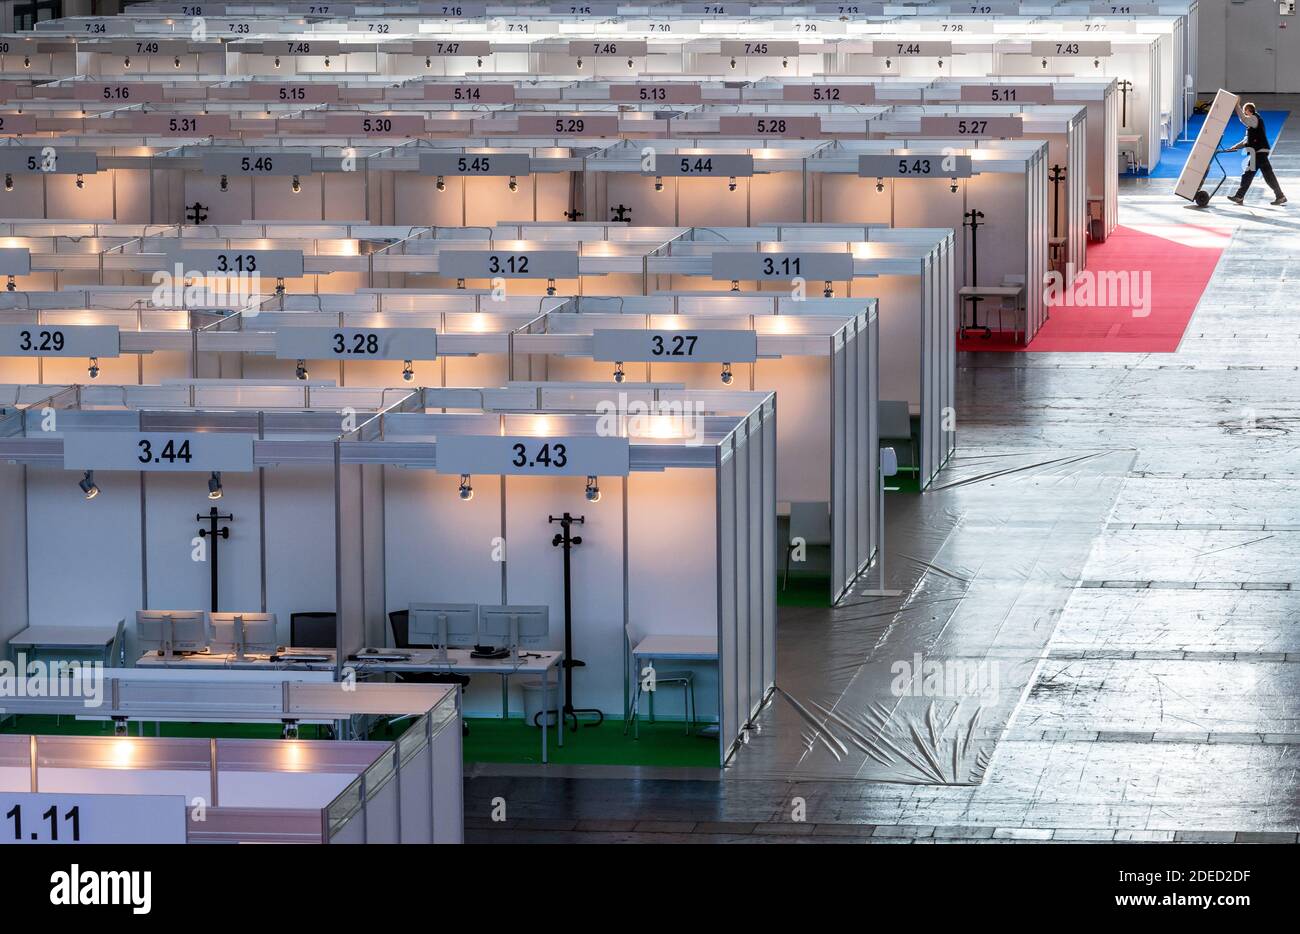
959, 285, 1026, 342
10, 624, 121, 666
136, 649, 337, 672
628, 635, 719, 737
348, 648, 565, 763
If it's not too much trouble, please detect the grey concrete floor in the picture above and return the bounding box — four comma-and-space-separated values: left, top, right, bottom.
465, 97, 1300, 843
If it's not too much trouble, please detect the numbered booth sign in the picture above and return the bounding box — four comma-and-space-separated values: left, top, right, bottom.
274, 327, 438, 361
1, 792, 186, 844
917, 117, 1024, 138
436, 435, 630, 477
0, 324, 119, 358
592, 329, 758, 364
711, 252, 855, 283
640, 154, 754, 178
438, 250, 579, 280
170, 248, 305, 278
419, 152, 531, 177
62, 432, 256, 473
201, 152, 314, 177
858, 154, 974, 179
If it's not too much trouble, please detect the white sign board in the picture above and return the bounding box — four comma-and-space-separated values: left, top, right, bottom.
436, 435, 630, 477
0, 249, 31, 276
859, 154, 974, 178
201, 152, 314, 177
873, 41, 953, 57
0, 148, 98, 175
171, 249, 305, 278
63, 432, 256, 472
917, 116, 1024, 138
0, 792, 186, 844
419, 152, 531, 177
439, 250, 579, 279
642, 154, 754, 177
274, 327, 438, 360
0, 324, 119, 358
712, 252, 854, 282
1030, 40, 1112, 57
592, 328, 758, 363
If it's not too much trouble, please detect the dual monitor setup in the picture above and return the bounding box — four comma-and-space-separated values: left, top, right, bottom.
404, 603, 548, 663
136, 610, 278, 661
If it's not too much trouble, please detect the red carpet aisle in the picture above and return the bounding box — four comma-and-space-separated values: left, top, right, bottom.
957, 223, 1231, 353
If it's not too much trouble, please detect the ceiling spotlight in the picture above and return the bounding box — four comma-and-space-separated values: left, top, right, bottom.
323, 56, 331, 68
950, 178, 959, 193
781, 57, 788, 68
291, 175, 301, 193
435, 175, 446, 191
476, 57, 483, 67
457, 474, 474, 501
23, 56, 30, 68
79, 470, 100, 500
585, 476, 601, 503
720, 362, 734, 385
219, 174, 229, 192
728, 176, 737, 192
875, 177, 884, 193
88, 356, 100, 379
295, 359, 308, 380
627, 58, 633, 68
123, 56, 131, 68
546, 277, 557, 296
425, 56, 432, 68
613, 361, 625, 383
401, 359, 414, 382
654, 176, 663, 192
274, 56, 281, 68
508, 176, 518, 192
207, 471, 223, 500
174, 56, 182, 68
113, 717, 128, 735
576, 57, 583, 69
729, 279, 740, 292
823, 280, 833, 298
729, 57, 737, 69
75, 174, 85, 190
6, 275, 15, 292
4, 174, 11, 192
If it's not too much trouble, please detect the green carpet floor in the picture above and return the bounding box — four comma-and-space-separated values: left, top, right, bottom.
777, 574, 833, 607
462, 716, 719, 768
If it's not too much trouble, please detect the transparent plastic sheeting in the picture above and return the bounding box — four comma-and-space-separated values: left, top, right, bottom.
730, 448, 1135, 785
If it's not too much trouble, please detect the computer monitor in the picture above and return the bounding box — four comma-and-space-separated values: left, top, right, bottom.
409, 603, 479, 661
209, 612, 279, 659
136, 610, 209, 659
479, 605, 549, 655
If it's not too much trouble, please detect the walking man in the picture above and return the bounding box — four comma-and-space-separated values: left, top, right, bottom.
1226, 100, 1286, 206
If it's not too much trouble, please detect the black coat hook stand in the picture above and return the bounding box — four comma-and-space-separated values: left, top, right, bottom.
961, 209, 989, 339
1048, 164, 1066, 240
543, 512, 604, 731
196, 505, 232, 614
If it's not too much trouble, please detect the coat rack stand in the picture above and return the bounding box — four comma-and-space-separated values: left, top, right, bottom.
196, 505, 232, 614
541, 512, 604, 731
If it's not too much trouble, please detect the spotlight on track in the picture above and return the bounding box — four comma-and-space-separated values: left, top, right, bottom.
585, 476, 601, 503
458, 474, 474, 501
207, 471, 223, 500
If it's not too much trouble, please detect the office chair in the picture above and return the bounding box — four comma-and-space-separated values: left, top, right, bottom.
290, 612, 337, 649
388, 609, 472, 737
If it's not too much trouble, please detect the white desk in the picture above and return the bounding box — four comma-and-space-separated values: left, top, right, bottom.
347, 648, 564, 763
135, 649, 337, 672
959, 285, 1026, 342
10, 624, 121, 666
628, 634, 719, 737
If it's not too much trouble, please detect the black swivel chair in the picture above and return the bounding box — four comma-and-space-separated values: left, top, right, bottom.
388, 610, 471, 736
290, 612, 338, 648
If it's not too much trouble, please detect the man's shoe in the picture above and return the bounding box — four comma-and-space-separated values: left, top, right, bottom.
1272, 196, 1288, 206
1227, 195, 1245, 205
